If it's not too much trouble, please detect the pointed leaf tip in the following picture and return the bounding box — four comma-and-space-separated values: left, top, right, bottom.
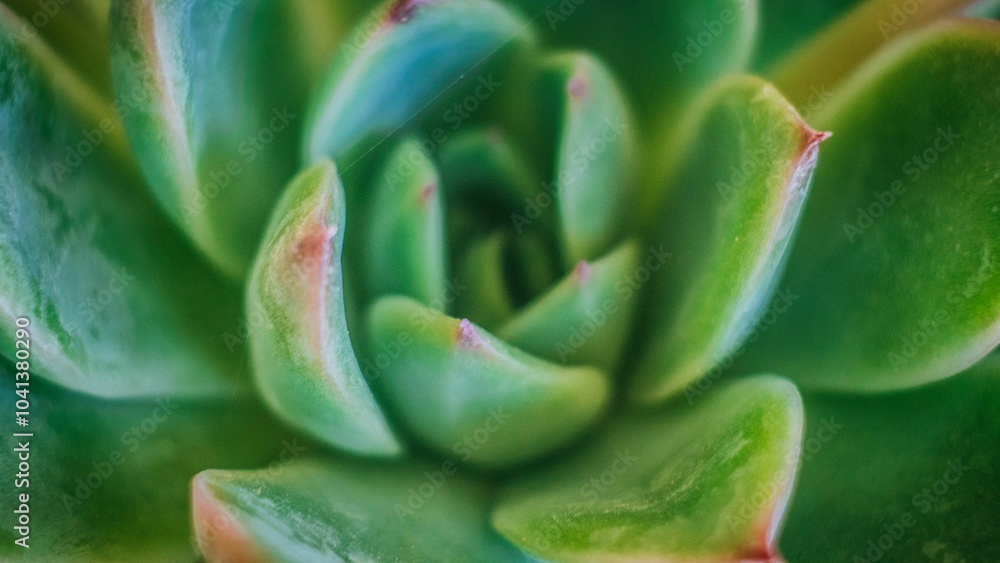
248, 160, 401, 456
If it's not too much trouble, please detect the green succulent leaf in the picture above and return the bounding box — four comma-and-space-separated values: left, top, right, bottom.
439, 127, 539, 201
366, 295, 610, 469
303, 0, 535, 163
453, 232, 516, 331
492, 375, 804, 562
769, 0, 973, 108
781, 357, 1000, 561
192, 458, 529, 562
498, 242, 640, 371
0, 9, 245, 398
247, 160, 401, 456
540, 52, 636, 264
364, 137, 447, 306
109, 0, 332, 278
507, 0, 757, 138
752, 0, 866, 70
738, 21, 1000, 392
438, 127, 545, 237
4, 0, 113, 95
632, 75, 827, 403
0, 365, 294, 561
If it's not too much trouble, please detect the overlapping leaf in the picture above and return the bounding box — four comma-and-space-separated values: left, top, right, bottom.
738, 21, 1000, 391
632, 75, 827, 403
493, 376, 803, 562
109, 0, 339, 278
0, 365, 294, 560
0, 8, 245, 398
193, 458, 529, 562
247, 160, 400, 456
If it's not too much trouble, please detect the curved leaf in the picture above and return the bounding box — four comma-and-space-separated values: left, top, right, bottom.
492, 376, 803, 562
781, 358, 1000, 562
4, 0, 113, 94
506, 0, 757, 136
453, 232, 516, 330
540, 52, 636, 264
366, 296, 610, 469
0, 366, 293, 561
109, 0, 334, 278
632, 75, 827, 403
738, 21, 1000, 392
192, 458, 529, 562
752, 0, 866, 70
247, 160, 401, 456
364, 137, 447, 306
0, 9, 245, 398
498, 242, 640, 371
769, 0, 973, 108
303, 0, 535, 162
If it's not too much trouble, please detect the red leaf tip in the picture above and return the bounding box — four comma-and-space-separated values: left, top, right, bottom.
420, 182, 436, 204
387, 0, 431, 23
456, 319, 482, 348
568, 73, 589, 101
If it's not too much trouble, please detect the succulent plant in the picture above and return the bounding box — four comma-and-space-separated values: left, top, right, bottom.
2, 0, 1000, 560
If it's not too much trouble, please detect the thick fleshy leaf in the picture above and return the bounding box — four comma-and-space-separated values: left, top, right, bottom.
769, 0, 972, 108
781, 358, 1000, 561
632, 75, 827, 404
109, 0, 336, 278
364, 137, 447, 306
0, 365, 295, 560
439, 127, 540, 204
505, 231, 561, 305
438, 127, 546, 242
4, 0, 113, 94
0, 9, 245, 398
540, 52, 636, 264
303, 0, 535, 163
492, 376, 804, 562
192, 458, 529, 562
366, 296, 610, 468
506, 0, 756, 136
247, 160, 400, 456
498, 242, 640, 371
453, 232, 516, 330
738, 22, 1000, 392
752, 0, 866, 70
